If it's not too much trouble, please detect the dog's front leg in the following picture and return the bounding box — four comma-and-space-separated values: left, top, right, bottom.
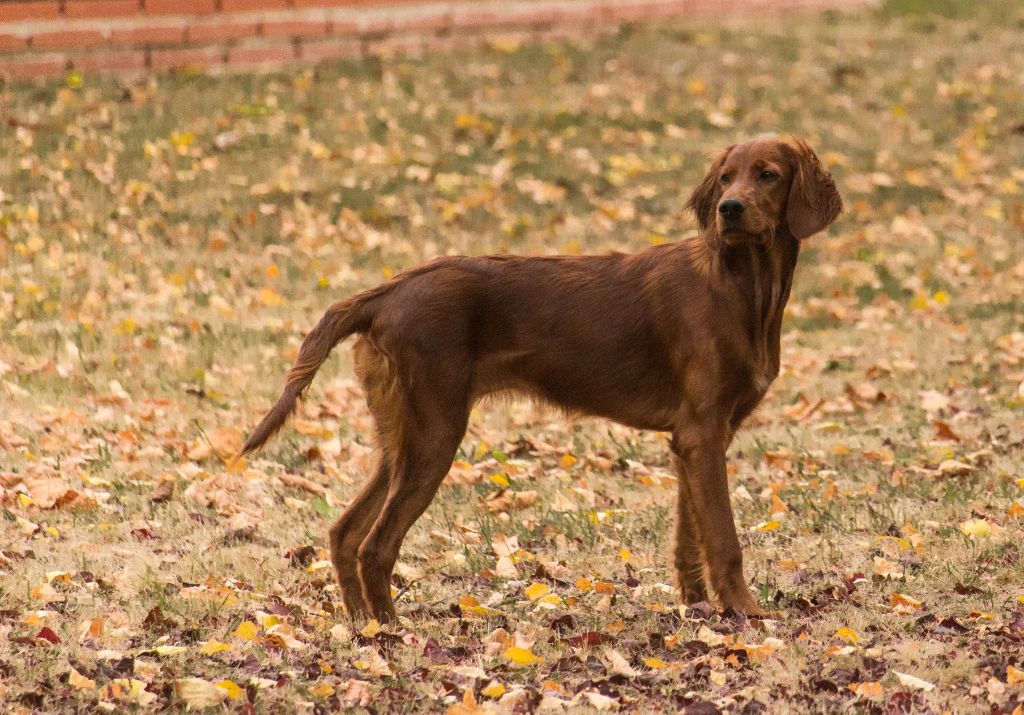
671, 457, 709, 604
671, 422, 763, 616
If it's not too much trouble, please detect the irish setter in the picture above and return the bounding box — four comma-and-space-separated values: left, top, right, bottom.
238, 135, 842, 622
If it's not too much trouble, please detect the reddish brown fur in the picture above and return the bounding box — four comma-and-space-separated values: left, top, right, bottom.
238, 136, 842, 622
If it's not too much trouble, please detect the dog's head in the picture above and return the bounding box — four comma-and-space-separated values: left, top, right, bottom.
687, 136, 842, 245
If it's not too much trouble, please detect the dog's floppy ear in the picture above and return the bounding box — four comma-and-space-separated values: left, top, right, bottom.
687, 146, 733, 234
784, 138, 843, 240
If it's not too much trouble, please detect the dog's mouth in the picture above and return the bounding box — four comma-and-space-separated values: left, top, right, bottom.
717, 217, 772, 243
718, 223, 758, 242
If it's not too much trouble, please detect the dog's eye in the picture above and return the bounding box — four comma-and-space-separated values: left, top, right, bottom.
759, 170, 778, 181
720, 173, 730, 184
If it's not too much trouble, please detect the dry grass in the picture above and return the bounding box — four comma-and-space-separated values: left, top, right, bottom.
2, 1, 1024, 712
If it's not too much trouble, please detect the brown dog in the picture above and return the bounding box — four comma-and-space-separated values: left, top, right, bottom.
238, 135, 842, 622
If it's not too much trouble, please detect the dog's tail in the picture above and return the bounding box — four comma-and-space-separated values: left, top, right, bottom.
236, 294, 373, 459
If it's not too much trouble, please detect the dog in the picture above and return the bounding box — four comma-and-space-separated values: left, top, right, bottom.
237, 135, 842, 622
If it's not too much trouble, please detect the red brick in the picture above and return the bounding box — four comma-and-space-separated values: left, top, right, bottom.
291, 0, 359, 7
110, 25, 185, 45
220, 0, 289, 9
187, 21, 257, 43
64, 0, 140, 19
422, 33, 479, 55
145, 0, 215, 15
32, 29, 107, 49
227, 40, 296, 65
0, 33, 30, 51
498, 8, 574, 28
260, 20, 329, 38
150, 44, 224, 70
71, 48, 147, 73
0, 53, 67, 80
0, 1, 60, 21
451, 10, 501, 31
388, 12, 451, 35
365, 33, 425, 58
299, 37, 361, 62
604, 1, 692, 21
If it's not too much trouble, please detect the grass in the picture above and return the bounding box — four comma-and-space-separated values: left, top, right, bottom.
2, 2, 1024, 712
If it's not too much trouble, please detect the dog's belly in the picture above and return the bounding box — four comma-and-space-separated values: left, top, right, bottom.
470, 350, 679, 432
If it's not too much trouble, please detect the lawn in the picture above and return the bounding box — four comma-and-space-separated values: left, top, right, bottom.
2, 1, 1024, 712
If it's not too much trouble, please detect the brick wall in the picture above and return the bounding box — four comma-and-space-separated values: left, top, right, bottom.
0, 0, 869, 81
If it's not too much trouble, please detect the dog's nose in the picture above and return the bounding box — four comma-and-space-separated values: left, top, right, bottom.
718, 200, 744, 220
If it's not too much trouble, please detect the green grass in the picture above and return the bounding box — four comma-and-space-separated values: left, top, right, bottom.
2, 2, 1024, 712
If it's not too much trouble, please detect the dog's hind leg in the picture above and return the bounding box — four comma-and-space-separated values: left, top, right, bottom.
356, 358, 470, 623
329, 338, 401, 620
329, 457, 391, 620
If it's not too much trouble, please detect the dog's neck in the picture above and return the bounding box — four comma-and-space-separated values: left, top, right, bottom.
715, 232, 801, 386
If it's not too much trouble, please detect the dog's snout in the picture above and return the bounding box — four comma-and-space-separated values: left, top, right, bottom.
718, 199, 744, 220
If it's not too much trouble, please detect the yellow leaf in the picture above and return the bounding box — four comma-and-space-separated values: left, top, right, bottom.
447, 687, 481, 715
199, 639, 231, 655
265, 263, 279, 279
69, 666, 97, 690
174, 678, 227, 708
536, 593, 562, 607
835, 627, 860, 645
890, 593, 923, 612
233, 621, 259, 641
560, 454, 578, 470
504, 646, 542, 667
850, 681, 884, 698
1007, 664, 1024, 685
755, 520, 781, 532
312, 682, 335, 698
170, 131, 195, 148
260, 287, 284, 306
307, 560, 333, 573
22, 611, 47, 626
576, 578, 592, 591
619, 548, 632, 563
524, 583, 549, 601
489, 474, 510, 488
459, 595, 504, 617
481, 681, 506, 698
960, 519, 992, 538
644, 657, 669, 670
154, 645, 187, 656
360, 619, 382, 638
215, 680, 244, 700
258, 613, 281, 630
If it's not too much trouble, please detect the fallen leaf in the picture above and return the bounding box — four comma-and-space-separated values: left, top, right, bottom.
69, 666, 96, 690
960, 519, 992, 538
504, 646, 542, 667
893, 671, 935, 692
175, 678, 228, 709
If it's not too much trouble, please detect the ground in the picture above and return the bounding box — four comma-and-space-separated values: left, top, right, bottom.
2, 1, 1024, 712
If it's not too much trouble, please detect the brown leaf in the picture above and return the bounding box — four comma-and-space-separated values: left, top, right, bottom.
931, 420, 960, 442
